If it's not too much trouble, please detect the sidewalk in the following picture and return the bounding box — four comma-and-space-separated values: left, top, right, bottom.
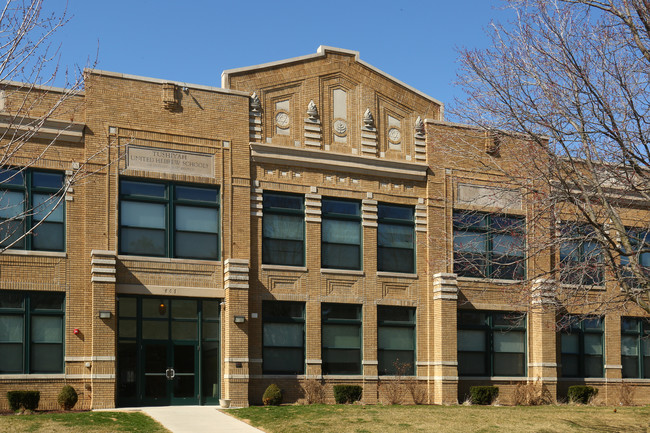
97, 406, 264, 433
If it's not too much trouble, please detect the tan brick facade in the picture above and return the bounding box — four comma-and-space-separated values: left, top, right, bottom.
0, 46, 648, 409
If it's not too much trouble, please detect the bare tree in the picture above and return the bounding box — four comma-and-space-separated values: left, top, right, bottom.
449, 0, 650, 316
0, 0, 97, 252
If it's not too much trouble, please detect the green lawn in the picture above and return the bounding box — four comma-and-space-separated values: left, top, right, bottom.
0, 411, 169, 433
227, 404, 650, 433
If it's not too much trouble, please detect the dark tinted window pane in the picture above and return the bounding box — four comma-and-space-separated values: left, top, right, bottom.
458, 311, 488, 326
378, 350, 415, 375
263, 301, 304, 320
458, 352, 487, 376
0, 169, 24, 185
378, 306, 415, 323
622, 318, 639, 333
493, 312, 525, 327
31, 344, 63, 372
203, 301, 221, 321
120, 227, 165, 256
30, 293, 64, 311
322, 349, 361, 374
32, 172, 63, 189
453, 212, 487, 229
322, 199, 360, 216
561, 354, 579, 377
120, 180, 166, 198
378, 204, 413, 221
175, 185, 218, 202
119, 297, 137, 317
622, 356, 639, 378
0, 292, 24, 309
378, 247, 414, 273
322, 304, 361, 321
263, 193, 303, 210
262, 239, 304, 266
118, 342, 137, 398
263, 347, 304, 374
175, 232, 218, 259
322, 244, 360, 270
32, 222, 64, 251
493, 353, 525, 376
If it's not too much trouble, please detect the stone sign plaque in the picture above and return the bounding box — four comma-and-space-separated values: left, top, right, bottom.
126, 145, 214, 177
457, 183, 522, 210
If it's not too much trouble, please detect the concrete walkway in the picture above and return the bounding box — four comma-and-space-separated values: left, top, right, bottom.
97, 406, 264, 433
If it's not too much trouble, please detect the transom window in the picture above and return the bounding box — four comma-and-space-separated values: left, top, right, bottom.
119, 179, 220, 260
0, 291, 65, 374
559, 224, 603, 285
560, 316, 603, 378
321, 198, 361, 270
322, 303, 362, 375
377, 204, 415, 273
262, 301, 305, 374
0, 168, 65, 251
453, 211, 525, 280
621, 317, 650, 379
378, 306, 416, 376
457, 310, 526, 377
262, 192, 304, 266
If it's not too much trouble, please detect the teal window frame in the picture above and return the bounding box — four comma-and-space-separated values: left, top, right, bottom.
0, 291, 65, 374
621, 229, 650, 287
262, 192, 305, 266
559, 223, 603, 285
262, 301, 305, 374
378, 306, 416, 376
322, 303, 362, 375
453, 211, 525, 280
457, 310, 527, 377
0, 168, 66, 251
377, 203, 415, 273
119, 178, 220, 260
621, 317, 650, 379
560, 316, 604, 378
321, 198, 362, 270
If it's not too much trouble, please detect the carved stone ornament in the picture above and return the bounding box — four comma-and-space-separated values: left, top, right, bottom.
415, 116, 425, 135
275, 111, 290, 128
333, 119, 347, 136
388, 128, 402, 143
250, 92, 261, 112
307, 100, 319, 120
363, 108, 374, 128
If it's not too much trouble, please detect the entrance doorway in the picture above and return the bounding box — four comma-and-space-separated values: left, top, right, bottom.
117, 296, 221, 406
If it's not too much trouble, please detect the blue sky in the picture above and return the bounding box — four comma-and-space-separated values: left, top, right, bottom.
44, 1, 509, 110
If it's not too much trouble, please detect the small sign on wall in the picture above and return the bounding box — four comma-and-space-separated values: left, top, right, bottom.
126, 145, 214, 177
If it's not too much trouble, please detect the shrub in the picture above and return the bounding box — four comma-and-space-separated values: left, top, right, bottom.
57, 385, 79, 410
405, 379, 426, 405
6, 391, 40, 411
470, 386, 499, 405
302, 379, 325, 404
567, 385, 598, 404
262, 384, 282, 406
513, 381, 553, 406
618, 383, 635, 406
333, 385, 362, 404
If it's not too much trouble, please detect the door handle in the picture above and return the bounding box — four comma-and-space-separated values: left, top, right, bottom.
165, 368, 175, 380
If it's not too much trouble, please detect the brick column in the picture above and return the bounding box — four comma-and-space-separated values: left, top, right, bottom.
528, 278, 558, 401
604, 314, 622, 404
431, 273, 458, 404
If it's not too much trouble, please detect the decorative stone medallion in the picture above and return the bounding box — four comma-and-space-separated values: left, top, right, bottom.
388, 127, 402, 144
333, 119, 347, 136
275, 111, 290, 129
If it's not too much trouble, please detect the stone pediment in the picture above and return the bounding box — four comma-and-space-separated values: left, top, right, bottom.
222, 46, 440, 164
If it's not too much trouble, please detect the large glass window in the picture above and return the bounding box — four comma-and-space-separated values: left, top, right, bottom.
377, 204, 415, 273
0, 291, 65, 374
322, 198, 361, 270
119, 179, 220, 260
560, 316, 603, 378
621, 317, 650, 379
262, 301, 305, 374
322, 303, 362, 375
457, 310, 526, 377
262, 192, 304, 266
378, 306, 415, 375
0, 168, 65, 251
453, 212, 525, 280
621, 229, 650, 287
559, 224, 603, 285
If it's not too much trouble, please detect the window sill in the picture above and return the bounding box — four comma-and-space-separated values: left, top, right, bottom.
322, 374, 363, 379
261, 264, 308, 272
560, 283, 606, 291
117, 255, 222, 265
0, 374, 65, 380
457, 276, 522, 285
376, 271, 418, 279
459, 376, 528, 381
321, 268, 364, 276
557, 377, 605, 382
1, 250, 66, 258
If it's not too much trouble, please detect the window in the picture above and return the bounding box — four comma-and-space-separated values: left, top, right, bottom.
0, 168, 65, 251
559, 224, 602, 285
0, 291, 65, 374
262, 301, 305, 374
457, 310, 526, 377
453, 211, 525, 280
377, 204, 415, 273
262, 192, 304, 266
321, 198, 361, 270
119, 179, 220, 259
621, 317, 650, 379
378, 306, 415, 375
322, 303, 361, 375
560, 316, 603, 378
621, 229, 650, 286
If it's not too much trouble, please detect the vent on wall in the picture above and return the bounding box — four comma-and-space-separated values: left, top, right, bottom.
485, 130, 501, 155
162, 83, 179, 110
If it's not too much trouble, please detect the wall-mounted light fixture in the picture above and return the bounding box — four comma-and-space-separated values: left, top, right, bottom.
234, 316, 245, 323
98, 311, 112, 319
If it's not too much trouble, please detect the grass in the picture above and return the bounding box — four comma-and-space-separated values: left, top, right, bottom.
0, 411, 169, 433
227, 404, 650, 433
